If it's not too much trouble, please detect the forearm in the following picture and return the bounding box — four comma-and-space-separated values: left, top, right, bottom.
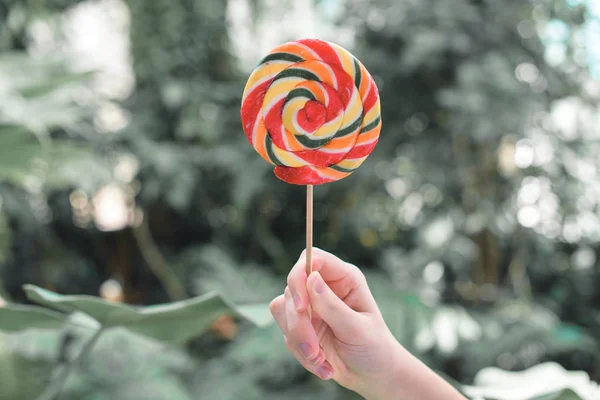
356, 344, 467, 400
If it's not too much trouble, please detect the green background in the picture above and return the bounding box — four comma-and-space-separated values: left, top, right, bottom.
0, 0, 599, 398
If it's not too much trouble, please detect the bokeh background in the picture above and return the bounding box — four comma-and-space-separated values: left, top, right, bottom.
1, 0, 600, 398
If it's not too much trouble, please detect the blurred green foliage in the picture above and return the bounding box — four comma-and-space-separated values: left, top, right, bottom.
0, 0, 600, 399
0, 284, 268, 400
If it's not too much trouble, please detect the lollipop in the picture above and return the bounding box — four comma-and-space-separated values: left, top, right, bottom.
241, 38, 381, 185
240, 38, 381, 273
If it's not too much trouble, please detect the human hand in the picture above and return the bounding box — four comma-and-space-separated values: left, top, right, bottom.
269, 248, 466, 400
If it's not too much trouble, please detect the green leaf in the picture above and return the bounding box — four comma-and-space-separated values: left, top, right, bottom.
0, 334, 20, 400
0, 125, 90, 189
60, 328, 194, 400
184, 245, 282, 303
0, 212, 10, 264
0, 304, 67, 332
236, 303, 274, 327
0, 125, 43, 182
0, 329, 63, 400
462, 362, 596, 400
18, 71, 94, 98
23, 285, 272, 344
0, 52, 94, 134
530, 389, 585, 400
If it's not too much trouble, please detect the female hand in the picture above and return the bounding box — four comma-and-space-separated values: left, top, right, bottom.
269, 248, 466, 400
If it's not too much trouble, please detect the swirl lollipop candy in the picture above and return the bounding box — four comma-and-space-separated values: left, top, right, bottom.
241, 39, 381, 185
240, 39, 381, 273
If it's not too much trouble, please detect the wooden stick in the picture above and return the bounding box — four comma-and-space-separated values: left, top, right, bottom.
306, 184, 313, 276
306, 184, 313, 321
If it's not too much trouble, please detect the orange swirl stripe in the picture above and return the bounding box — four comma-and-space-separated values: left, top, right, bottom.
240, 38, 381, 185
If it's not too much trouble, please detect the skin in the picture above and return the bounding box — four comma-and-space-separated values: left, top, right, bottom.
269, 247, 467, 400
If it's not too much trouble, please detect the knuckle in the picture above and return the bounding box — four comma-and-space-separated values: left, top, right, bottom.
283, 336, 297, 353
286, 318, 301, 333
312, 253, 323, 267
348, 263, 366, 282
312, 247, 325, 256
269, 296, 282, 314
283, 336, 292, 349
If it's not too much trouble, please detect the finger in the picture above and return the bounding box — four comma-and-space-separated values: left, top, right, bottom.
284, 287, 323, 365
309, 248, 377, 313
272, 293, 333, 379
284, 336, 335, 380
269, 294, 287, 335
307, 271, 367, 345
288, 248, 374, 313
310, 311, 328, 342
287, 251, 309, 312
271, 293, 328, 344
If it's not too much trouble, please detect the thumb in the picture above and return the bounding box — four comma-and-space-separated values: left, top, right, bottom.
307, 271, 364, 344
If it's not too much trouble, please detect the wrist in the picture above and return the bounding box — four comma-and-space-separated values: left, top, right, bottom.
352, 340, 408, 400
354, 341, 466, 400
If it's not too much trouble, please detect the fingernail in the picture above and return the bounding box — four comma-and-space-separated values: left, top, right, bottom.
292, 294, 302, 311
317, 365, 333, 379
310, 350, 324, 365
314, 273, 325, 294
299, 343, 313, 359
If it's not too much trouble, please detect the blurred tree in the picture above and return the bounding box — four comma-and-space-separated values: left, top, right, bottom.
342, 0, 598, 303
0, 0, 600, 397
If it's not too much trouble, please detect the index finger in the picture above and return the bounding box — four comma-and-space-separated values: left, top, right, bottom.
287, 250, 309, 311
287, 247, 365, 312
